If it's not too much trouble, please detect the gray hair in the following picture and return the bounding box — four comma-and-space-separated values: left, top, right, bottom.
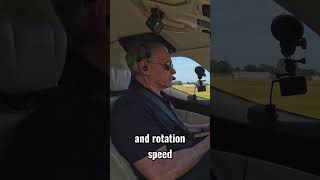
125, 42, 168, 75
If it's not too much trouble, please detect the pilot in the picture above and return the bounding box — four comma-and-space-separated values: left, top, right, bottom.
111, 41, 211, 180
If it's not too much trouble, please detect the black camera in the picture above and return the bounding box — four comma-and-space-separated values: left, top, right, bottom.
271, 14, 308, 96
195, 66, 206, 92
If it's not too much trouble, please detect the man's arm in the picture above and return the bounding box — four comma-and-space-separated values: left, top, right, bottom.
133, 134, 210, 180
184, 123, 210, 134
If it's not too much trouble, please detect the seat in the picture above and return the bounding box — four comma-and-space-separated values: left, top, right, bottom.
110, 41, 137, 180
0, 0, 66, 161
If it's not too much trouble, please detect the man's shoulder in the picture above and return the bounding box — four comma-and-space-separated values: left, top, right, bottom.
113, 88, 151, 107
111, 90, 148, 117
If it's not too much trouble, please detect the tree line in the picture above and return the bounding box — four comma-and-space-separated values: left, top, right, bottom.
172, 81, 209, 86
212, 60, 320, 77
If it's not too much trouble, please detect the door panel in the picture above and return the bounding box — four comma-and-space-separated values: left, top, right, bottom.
213, 88, 320, 176
247, 157, 320, 180
212, 150, 320, 180
171, 96, 211, 116
214, 116, 320, 176
212, 150, 247, 180
176, 109, 209, 125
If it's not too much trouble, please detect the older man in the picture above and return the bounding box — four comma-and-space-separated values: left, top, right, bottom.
111, 41, 211, 180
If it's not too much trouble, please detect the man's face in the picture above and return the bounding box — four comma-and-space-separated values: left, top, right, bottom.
147, 47, 176, 89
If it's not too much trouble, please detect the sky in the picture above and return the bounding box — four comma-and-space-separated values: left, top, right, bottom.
172, 57, 210, 84
211, 0, 320, 71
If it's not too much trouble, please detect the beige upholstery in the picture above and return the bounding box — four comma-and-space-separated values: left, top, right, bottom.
110, 137, 138, 180
176, 109, 210, 125
110, 67, 131, 92
110, 41, 137, 180
110, 97, 138, 180
110, 41, 129, 68
110, 41, 131, 92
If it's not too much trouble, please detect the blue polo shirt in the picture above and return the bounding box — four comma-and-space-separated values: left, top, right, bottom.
110, 79, 195, 164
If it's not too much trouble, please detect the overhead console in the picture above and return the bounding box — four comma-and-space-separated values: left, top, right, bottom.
130, 0, 210, 34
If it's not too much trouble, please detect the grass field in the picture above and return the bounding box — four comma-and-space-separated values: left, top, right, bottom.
213, 77, 320, 119
173, 85, 210, 99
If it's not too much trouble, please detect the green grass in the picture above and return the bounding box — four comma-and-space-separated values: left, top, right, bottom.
213, 77, 320, 119
173, 85, 210, 99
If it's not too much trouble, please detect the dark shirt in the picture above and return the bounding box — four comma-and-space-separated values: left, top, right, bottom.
110, 79, 196, 178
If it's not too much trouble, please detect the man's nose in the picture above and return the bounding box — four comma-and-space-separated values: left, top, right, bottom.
170, 67, 176, 74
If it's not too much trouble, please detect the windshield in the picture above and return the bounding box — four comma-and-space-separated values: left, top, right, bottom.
212, 0, 320, 119
172, 57, 210, 99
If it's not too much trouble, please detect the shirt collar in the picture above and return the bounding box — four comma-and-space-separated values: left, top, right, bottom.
129, 77, 170, 103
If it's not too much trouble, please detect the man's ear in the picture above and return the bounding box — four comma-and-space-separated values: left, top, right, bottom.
138, 60, 149, 75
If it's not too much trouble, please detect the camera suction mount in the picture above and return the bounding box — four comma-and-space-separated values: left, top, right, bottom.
247, 14, 308, 129
195, 66, 206, 92
271, 14, 307, 78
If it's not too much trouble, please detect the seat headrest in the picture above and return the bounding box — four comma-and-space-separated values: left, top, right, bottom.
110, 66, 131, 92
0, 0, 66, 94
110, 41, 132, 92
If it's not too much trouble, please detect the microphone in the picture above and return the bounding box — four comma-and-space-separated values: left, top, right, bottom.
172, 77, 176, 80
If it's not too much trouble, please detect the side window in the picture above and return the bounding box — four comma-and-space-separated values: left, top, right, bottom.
171, 57, 210, 100
212, 0, 320, 119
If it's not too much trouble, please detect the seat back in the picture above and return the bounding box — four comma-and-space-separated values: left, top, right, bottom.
0, 0, 66, 160
110, 115, 137, 180
110, 41, 137, 180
